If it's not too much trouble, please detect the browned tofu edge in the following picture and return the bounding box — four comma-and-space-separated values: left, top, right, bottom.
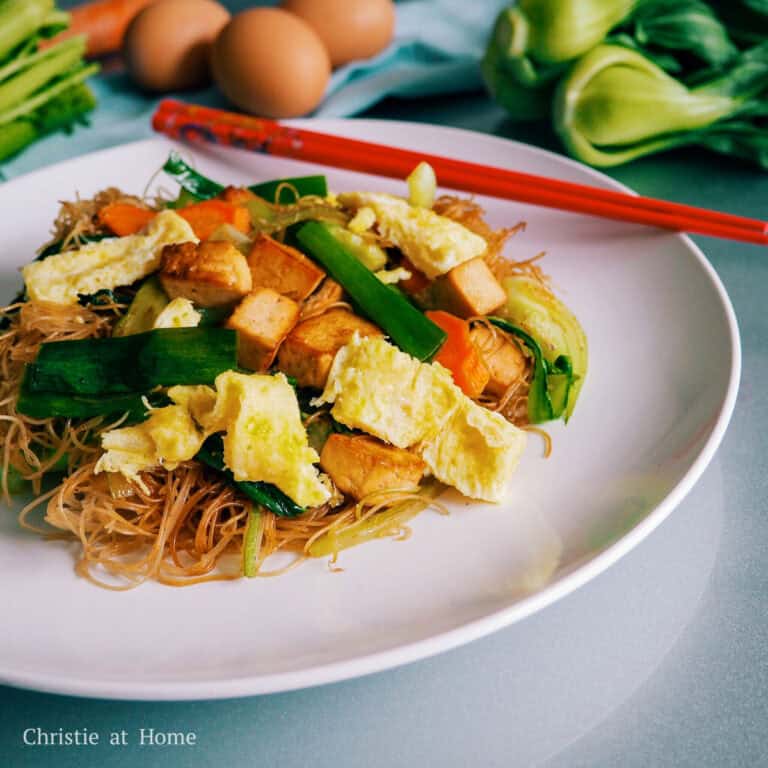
320, 433, 426, 500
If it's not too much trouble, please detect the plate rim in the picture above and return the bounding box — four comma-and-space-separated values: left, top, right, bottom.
0, 121, 741, 700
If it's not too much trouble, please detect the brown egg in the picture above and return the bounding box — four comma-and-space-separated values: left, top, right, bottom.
123, 0, 230, 92
281, 0, 395, 68
211, 8, 331, 118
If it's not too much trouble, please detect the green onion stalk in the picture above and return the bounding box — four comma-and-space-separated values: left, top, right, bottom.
554, 42, 768, 167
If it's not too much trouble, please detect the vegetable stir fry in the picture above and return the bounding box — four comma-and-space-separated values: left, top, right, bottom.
0, 155, 587, 587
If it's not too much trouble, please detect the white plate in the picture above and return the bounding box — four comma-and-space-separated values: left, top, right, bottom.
0, 121, 739, 700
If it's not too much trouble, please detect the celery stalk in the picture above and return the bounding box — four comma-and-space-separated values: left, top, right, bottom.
0, 0, 55, 61
0, 61, 98, 127
0, 120, 36, 160
0, 35, 82, 85
0, 83, 97, 163
0, 37, 86, 113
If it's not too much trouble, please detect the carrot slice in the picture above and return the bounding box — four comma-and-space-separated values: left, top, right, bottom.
97, 202, 156, 236
426, 310, 490, 398
177, 200, 251, 240
218, 186, 258, 206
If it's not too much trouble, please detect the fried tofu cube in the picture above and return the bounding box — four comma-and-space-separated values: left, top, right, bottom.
320, 433, 426, 501
159, 240, 252, 308
300, 278, 344, 319
246, 234, 325, 302
226, 288, 299, 371
277, 308, 383, 389
431, 257, 506, 318
469, 324, 527, 397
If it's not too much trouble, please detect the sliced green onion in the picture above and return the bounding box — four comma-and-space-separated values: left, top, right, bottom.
162, 152, 328, 205
25, 327, 237, 396
295, 221, 447, 361
162, 151, 224, 199
16, 388, 150, 420
249, 175, 328, 203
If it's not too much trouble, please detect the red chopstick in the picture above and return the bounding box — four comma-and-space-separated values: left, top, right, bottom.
152, 99, 768, 246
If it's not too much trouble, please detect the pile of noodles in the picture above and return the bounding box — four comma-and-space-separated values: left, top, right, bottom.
3, 188, 550, 588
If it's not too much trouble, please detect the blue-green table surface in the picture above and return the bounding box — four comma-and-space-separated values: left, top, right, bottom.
2, 59, 768, 768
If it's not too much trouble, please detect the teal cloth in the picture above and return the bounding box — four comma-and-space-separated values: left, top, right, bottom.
1, 0, 507, 181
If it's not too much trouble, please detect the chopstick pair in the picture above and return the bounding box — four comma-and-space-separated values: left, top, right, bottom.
152, 99, 768, 246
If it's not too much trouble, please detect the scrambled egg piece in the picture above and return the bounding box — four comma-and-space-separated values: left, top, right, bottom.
153, 297, 201, 329
171, 372, 330, 508
95, 405, 204, 490
375, 267, 412, 285
348, 206, 376, 233
420, 400, 526, 502
98, 371, 328, 507
315, 335, 526, 503
166, 384, 217, 425
337, 192, 486, 279
22, 210, 196, 305
315, 335, 458, 448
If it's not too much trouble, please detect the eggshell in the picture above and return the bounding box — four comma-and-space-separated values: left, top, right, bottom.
124, 0, 230, 92
212, 8, 331, 118
281, 0, 395, 68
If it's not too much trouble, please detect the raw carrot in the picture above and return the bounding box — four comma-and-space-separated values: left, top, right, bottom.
426, 310, 490, 398
42, 0, 157, 58
177, 200, 251, 240
97, 202, 156, 236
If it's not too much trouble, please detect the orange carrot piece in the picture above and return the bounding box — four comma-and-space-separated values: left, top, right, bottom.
426, 310, 490, 398
41, 0, 158, 58
97, 202, 156, 236
218, 186, 258, 206
177, 200, 251, 241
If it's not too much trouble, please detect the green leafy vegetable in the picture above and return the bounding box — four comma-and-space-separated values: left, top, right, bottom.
481, 0, 636, 119
111, 277, 168, 337
294, 221, 447, 361
249, 175, 328, 203
484, 0, 768, 168
197, 436, 305, 518
492, 274, 587, 422
486, 317, 574, 424
16, 388, 150, 420
77, 286, 135, 308
614, 0, 738, 70
24, 327, 237, 396
554, 42, 768, 167
162, 151, 328, 203
162, 151, 224, 199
